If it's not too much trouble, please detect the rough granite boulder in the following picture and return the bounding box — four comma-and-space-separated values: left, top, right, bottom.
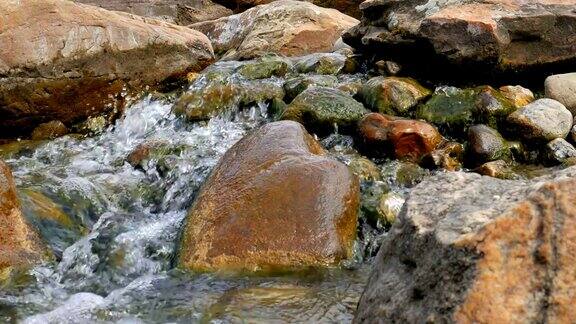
0, 161, 49, 280
355, 167, 576, 323
214, 0, 365, 18
0, 0, 214, 138
179, 121, 359, 272
75, 0, 233, 25
190, 0, 358, 60
344, 0, 576, 73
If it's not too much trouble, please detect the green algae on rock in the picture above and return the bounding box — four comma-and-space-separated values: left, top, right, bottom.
281, 86, 368, 135
359, 76, 431, 116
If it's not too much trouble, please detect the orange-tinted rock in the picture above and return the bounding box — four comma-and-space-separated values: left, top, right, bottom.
0, 161, 48, 276
0, 0, 214, 138
190, 0, 358, 60
357, 113, 442, 162
344, 0, 576, 73
178, 121, 359, 272
355, 167, 576, 323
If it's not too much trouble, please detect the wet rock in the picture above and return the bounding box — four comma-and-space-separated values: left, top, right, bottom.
19, 189, 85, 257
281, 87, 369, 135
75, 0, 233, 25
499, 85, 534, 108
422, 141, 465, 171
374, 60, 401, 76
357, 167, 576, 323
377, 192, 404, 225
190, 0, 358, 60
474, 160, 518, 180
30, 121, 69, 141
545, 73, 576, 114
178, 121, 359, 272
293, 53, 348, 75
358, 77, 431, 116
344, 0, 576, 73
507, 98, 572, 142
0, 161, 49, 281
283, 75, 338, 103
126, 140, 177, 170
237, 56, 292, 80
0, 0, 214, 138
416, 87, 477, 137
174, 71, 284, 121
546, 138, 576, 164
357, 113, 442, 162
215, 0, 364, 18
473, 86, 517, 129
467, 125, 511, 165
348, 156, 381, 182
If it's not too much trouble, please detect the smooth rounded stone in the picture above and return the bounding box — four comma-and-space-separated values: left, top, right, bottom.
357, 113, 443, 162
507, 98, 572, 142
178, 121, 359, 272
422, 141, 465, 171
190, 0, 358, 60
0, 161, 50, 283
359, 77, 431, 115
546, 138, 576, 164
545, 73, 576, 114
473, 86, 517, 128
30, 121, 69, 140
467, 124, 510, 165
499, 85, 534, 108
236, 56, 292, 80
377, 192, 404, 225
293, 53, 347, 75
356, 167, 576, 323
0, 0, 214, 138
75, 0, 233, 25
280, 87, 369, 135
348, 156, 382, 182
283, 75, 338, 103
474, 160, 518, 180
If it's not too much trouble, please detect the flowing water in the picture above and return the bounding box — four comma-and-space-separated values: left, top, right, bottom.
0, 57, 395, 323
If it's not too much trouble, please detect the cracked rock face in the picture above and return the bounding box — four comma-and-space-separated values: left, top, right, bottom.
0, 0, 214, 138
344, 0, 576, 73
190, 0, 359, 60
355, 167, 576, 323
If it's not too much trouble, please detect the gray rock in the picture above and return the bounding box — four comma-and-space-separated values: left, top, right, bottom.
355, 167, 576, 323
467, 124, 510, 164
546, 138, 576, 164
506, 98, 572, 141
545, 73, 576, 114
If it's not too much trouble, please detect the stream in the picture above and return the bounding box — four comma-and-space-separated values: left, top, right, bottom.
0, 58, 394, 323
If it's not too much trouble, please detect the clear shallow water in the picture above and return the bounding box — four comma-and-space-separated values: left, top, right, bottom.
0, 86, 374, 322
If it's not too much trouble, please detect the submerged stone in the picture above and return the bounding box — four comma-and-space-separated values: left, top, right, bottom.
30, 121, 69, 140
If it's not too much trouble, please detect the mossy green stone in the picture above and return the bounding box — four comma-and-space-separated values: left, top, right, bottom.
283, 75, 338, 102
416, 87, 477, 136
237, 56, 292, 80
359, 76, 431, 116
281, 87, 369, 134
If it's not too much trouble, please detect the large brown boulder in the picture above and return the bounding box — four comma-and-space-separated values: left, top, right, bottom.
344, 0, 576, 74
0, 161, 48, 278
75, 0, 233, 25
178, 121, 359, 272
0, 0, 214, 138
355, 167, 576, 323
190, 0, 358, 60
